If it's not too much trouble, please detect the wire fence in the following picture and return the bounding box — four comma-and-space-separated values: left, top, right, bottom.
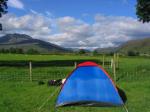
0, 66, 149, 82
0, 55, 149, 82
0, 58, 112, 81
0, 72, 67, 81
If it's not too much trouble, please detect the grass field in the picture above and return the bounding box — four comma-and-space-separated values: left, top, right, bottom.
0, 54, 150, 112
0, 54, 102, 61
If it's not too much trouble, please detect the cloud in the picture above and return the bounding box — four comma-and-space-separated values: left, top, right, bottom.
51, 16, 93, 47
0, 13, 52, 40
45, 11, 54, 18
91, 14, 150, 47
30, 9, 39, 15
8, 0, 24, 9
49, 15, 150, 48
0, 13, 150, 49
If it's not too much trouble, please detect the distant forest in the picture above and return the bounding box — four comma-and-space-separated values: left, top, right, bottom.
0, 47, 141, 56
0, 48, 39, 54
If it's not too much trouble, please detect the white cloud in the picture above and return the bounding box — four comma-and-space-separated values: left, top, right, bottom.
0, 13, 52, 40
91, 14, 150, 47
51, 15, 150, 48
8, 0, 24, 9
45, 11, 54, 18
53, 16, 93, 47
0, 13, 150, 49
30, 9, 39, 15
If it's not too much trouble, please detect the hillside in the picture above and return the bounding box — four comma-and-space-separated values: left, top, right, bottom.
0, 34, 70, 53
95, 47, 118, 54
95, 38, 150, 55
119, 38, 150, 55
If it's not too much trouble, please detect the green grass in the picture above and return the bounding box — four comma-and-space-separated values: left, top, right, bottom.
0, 81, 57, 112
0, 54, 150, 112
0, 80, 150, 112
0, 54, 103, 61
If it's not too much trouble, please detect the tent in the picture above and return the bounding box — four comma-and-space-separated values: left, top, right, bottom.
56, 61, 123, 107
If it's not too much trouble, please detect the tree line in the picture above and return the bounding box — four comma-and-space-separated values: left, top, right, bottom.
0, 47, 142, 56
0, 48, 39, 54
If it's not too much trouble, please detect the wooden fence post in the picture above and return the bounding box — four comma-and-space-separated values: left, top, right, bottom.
110, 58, 113, 68
29, 61, 32, 81
74, 62, 77, 68
113, 53, 116, 82
102, 55, 105, 68
116, 53, 119, 69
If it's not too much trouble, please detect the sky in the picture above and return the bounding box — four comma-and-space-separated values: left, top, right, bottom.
0, 0, 150, 49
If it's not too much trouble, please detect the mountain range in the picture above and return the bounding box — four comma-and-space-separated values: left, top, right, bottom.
96, 38, 150, 55
119, 38, 150, 55
0, 33, 149, 55
0, 34, 69, 53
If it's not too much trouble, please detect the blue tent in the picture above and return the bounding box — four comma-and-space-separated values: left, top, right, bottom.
56, 61, 123, 107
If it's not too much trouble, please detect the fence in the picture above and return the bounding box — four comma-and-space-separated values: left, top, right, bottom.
0, 54, 149, 82
0, 58, 113, 81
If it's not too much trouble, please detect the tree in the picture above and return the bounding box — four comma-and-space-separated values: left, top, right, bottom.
0, 0, 8, 30
0, 0, 8, 17
127, 51, 139, 56
27, 48, 39, 54
16, 48, 24, 54
136, 0, 150, 23
78, 49, 86, 55
127, 51, 135, 56
9, 47, 16, 53
93, 50, 98, 56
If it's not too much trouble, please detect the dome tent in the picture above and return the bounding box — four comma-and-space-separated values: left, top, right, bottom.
56, 61, 123, 107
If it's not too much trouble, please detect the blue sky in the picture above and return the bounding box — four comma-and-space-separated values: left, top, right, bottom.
9, 0, 137, 21
0, 0, 150, 49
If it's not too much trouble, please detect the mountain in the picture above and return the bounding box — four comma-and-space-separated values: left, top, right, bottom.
95, 37, 150, 55
0, 34, 149, 55
95, 47, 118, 54
0, 34, 70, 53
119, 38, 150, 55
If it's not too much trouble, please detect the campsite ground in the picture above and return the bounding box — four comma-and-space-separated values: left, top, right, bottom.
0, 54, 150, 112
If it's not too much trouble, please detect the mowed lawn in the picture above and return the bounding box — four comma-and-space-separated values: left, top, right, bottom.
0, 54, 150, 112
